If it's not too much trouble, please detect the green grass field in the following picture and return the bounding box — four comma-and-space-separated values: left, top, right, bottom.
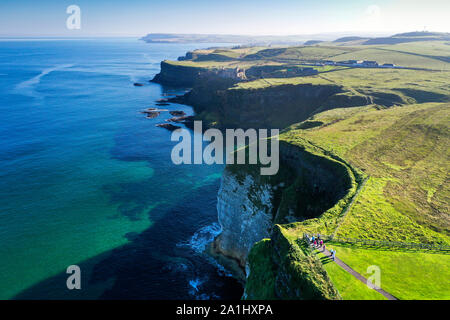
329, 47, 450, 70
172, 38, 450, 71
326, 244, 450, 300
315, 250, 386, 300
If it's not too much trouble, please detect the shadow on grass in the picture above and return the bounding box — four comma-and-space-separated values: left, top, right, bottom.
394, 88, 449, 103
319, 256, 333, 265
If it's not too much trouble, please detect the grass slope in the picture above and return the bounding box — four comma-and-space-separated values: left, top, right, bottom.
283, 103, 449, 243
329, 47, 450, 70
279, 102, 449, 299
172, 39, 450, 71
326, 244, 450, 300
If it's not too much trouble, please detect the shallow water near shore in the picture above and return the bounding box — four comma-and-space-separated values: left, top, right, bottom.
0, 38, 242, 299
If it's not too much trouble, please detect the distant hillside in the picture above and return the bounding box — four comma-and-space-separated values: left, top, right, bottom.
392, 31, 448, 37
333, 36, 368, 43
140, 33, 306, 45
304, 40, 324, 46
364, 31, 450, 45
142, 32, 450, 46
330, 32, 450, 46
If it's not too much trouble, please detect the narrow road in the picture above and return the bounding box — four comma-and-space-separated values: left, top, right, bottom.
320, 247, 398, 300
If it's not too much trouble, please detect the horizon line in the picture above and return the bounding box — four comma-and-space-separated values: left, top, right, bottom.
1, 30, 448, 40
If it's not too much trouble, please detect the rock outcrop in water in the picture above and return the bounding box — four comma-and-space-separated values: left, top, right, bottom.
156, 123, 181, 131
169, 110, 186, 116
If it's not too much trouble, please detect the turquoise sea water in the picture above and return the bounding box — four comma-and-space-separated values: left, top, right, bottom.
0, 38, 241, 299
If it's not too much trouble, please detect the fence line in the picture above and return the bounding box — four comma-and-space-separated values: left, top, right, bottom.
303, 233, 450, 252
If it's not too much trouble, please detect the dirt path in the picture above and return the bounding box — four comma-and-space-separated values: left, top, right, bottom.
319, 246, 398, 300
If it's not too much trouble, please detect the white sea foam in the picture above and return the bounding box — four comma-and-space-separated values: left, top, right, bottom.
179, 223, 233, 280
189, 278, 203, 292
63, 64, 152, 84
212, 259, 233, 278
188, 277, 222, 300
15, 64, 74, 97
188, 278, 206, 299
177, 222, 222, 254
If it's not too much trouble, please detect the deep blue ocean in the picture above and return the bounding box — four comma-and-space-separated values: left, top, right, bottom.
0, 38, 242, 299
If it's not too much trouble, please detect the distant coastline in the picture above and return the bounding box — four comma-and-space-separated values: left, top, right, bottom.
141, 31, 450, 45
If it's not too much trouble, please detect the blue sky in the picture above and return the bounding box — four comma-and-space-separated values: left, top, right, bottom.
0, 0, 449, 37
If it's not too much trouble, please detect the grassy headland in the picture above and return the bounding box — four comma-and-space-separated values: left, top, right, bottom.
153, 35, 450, 299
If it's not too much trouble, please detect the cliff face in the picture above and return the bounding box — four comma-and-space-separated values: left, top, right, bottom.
151, 61, 205, 87
215, 141, 351, 260
213, 141, 352, 299
151, 61, 242, 88
152, 61, 373, 129
171, 82, 372, 129
214, 169, 276, 268
185, 84, 344, 129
